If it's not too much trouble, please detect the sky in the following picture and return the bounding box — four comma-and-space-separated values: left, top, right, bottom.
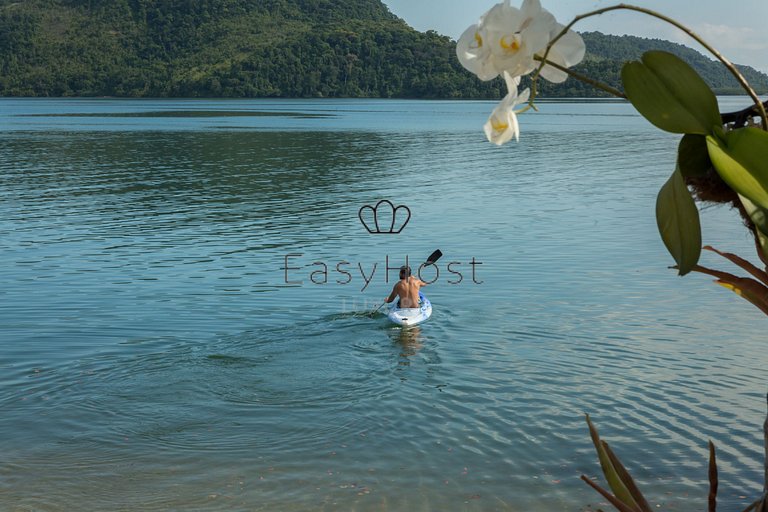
381, 0, 768, 73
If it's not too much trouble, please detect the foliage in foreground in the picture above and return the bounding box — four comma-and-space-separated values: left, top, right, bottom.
455, 0, 768, 509
584, 413, 768, 512
583, 50, 768, 510
578, 18, 768, 512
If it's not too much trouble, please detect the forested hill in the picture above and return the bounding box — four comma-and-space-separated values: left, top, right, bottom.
537, 31, 768, 97
1, 0, 766, 98
0, 0, 499, 98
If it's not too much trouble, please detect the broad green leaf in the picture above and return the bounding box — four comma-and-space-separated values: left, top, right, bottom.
678, 134, 712, 178
656, 167, 702, 276
738, 194, 768, 262
707, 127, 768, 210
622, 51, 721, 135
586, 415, 641, 510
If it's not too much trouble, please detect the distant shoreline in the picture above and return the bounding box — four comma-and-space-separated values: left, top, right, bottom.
0, 94, 760, 100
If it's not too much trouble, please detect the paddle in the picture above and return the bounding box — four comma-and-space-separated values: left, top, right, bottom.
368, 249, 443, 318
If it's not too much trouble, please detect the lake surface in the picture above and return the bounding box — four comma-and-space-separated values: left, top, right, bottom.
1, 97, 766, 511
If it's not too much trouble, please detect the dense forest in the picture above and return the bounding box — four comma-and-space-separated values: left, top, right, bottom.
1, 0, 766, 98
538, 32, 768, 97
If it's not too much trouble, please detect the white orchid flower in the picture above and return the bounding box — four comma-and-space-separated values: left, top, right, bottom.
484, 73, 531, 145
535, 23, 586, 83
457, 0, 585, 83
457, 0, 555, 81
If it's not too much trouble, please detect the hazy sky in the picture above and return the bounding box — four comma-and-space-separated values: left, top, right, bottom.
381, 0, 768, 73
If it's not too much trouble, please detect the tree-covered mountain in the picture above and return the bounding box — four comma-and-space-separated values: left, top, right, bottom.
1, 0, 766, 98
535, 31, 768, 97
0, 0, 502, 98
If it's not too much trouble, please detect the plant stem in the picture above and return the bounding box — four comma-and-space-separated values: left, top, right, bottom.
764, 394, 767, 494
534, 4, 768, 130
709, 441, 718, 512
531, 56, 626, 99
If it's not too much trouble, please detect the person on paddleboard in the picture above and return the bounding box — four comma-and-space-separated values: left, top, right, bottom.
384, 266, 427, 309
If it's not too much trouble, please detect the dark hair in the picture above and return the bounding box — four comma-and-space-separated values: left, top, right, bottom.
399, 265, 411, 278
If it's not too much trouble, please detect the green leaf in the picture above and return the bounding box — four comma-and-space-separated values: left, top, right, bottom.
738, 194, 768, 262
707, 127, 768, 210
581, 475, 639, 512
602, 442, 653, 512
678, 134, 712, 178
656, 167, 702, 275
622, 51, 721, 134
586, 415, 641, 510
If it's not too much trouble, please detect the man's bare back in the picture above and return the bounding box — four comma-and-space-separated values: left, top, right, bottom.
385, 267, 427, 308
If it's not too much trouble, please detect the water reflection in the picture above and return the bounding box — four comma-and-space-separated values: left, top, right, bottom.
20, 110, 332, 118
392, 325, 423, 362
388, 325, 429, 380
2, 130, 401, 212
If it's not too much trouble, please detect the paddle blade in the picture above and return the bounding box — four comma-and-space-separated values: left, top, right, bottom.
426, 249, 443, 265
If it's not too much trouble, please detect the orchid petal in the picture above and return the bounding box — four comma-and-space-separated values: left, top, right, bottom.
549, 27, 586, 67
520, 0, 542, 20
510, 112, 520, 142
517, 87, 531, 105
483, 81, 529, 146
456, 24, 479, 61
503, 71, 522, 95
538, 50, 569, 83
522, 10, 556, 53
483, 3, 519, 33
484, 99, 519, 145
457, 25, 500, 81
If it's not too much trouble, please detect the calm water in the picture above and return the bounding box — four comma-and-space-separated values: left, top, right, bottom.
1, 98, 766, 511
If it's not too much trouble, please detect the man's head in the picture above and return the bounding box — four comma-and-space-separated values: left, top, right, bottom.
399, 265, 411, 280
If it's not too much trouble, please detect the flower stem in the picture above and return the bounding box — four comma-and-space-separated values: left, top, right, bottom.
532, 56, 626, 99
535, 4, 768, 130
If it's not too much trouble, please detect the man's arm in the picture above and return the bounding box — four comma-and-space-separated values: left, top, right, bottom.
384, 284, 399, 303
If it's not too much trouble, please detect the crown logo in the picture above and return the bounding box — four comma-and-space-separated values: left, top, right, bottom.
358, 199, 411, 234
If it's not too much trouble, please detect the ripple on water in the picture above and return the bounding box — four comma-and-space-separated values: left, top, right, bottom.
2, 101, 767, 511
2, 278, 766, 510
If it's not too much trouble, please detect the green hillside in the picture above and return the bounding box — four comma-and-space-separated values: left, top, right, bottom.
0, 0, 766, 98
535, 31, 768, 97
0, 0, 503, 98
